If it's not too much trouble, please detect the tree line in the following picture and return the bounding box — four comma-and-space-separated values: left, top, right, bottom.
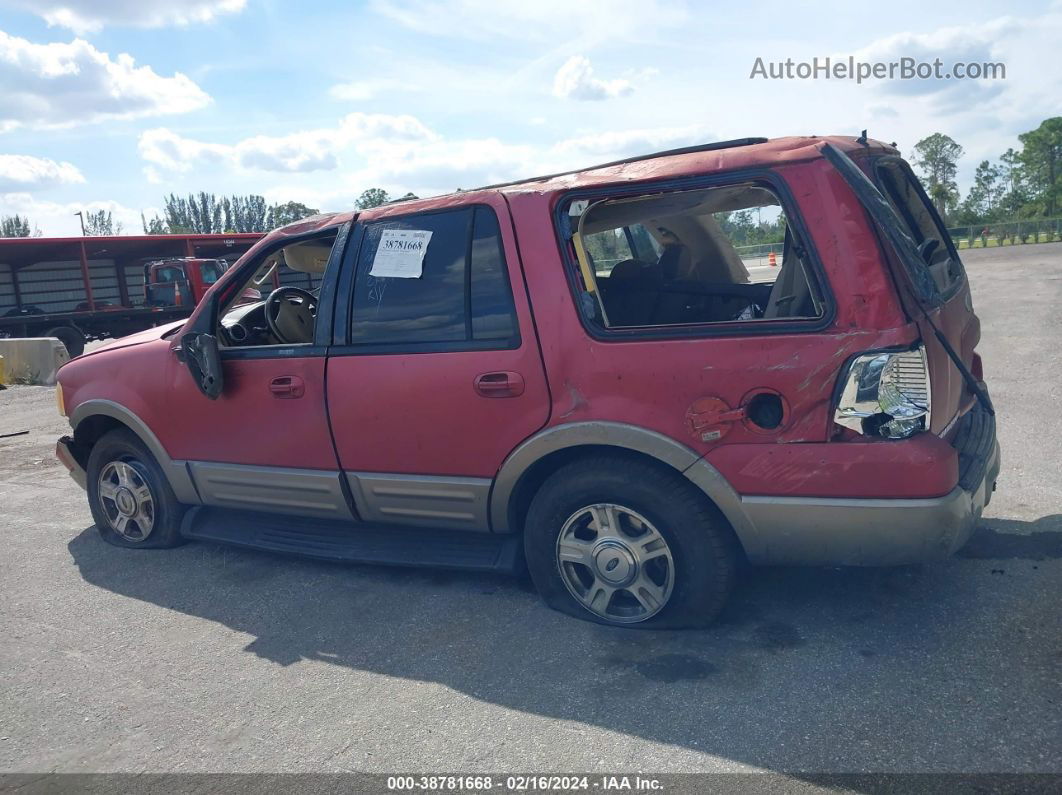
912, 117, 1060, 227
0, 187, 417, 238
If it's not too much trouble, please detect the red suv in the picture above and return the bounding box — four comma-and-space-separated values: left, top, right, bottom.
54, 136, 1000, 628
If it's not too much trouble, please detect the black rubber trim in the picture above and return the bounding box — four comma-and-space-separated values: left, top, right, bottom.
180, 507, 522, 573
219, 344, 327, 360
951, 402, 996, 493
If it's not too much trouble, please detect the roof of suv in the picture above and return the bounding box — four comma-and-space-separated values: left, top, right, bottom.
486, 134, 898, 197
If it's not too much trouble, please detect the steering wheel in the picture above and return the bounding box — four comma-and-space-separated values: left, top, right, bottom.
265, 287, 317, 344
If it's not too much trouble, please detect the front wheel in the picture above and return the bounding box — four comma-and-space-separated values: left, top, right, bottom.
86, 428, 186, 549
524, 456, 738, 629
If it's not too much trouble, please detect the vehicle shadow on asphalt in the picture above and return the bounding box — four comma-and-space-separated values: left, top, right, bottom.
66, 515, 1062, 773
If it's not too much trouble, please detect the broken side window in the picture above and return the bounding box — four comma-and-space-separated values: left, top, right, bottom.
566, 183, 824, 331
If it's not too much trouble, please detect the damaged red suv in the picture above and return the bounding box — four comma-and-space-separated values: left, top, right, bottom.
55, 136, 1000, 628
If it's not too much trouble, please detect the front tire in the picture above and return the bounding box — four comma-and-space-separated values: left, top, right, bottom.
524, 456, 738, 629
87, 429, 186, 549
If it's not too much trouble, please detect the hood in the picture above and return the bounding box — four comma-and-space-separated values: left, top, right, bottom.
80, 319, 187, 358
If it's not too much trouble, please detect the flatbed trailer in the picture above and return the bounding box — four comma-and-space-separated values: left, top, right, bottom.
0, 233, 263, 356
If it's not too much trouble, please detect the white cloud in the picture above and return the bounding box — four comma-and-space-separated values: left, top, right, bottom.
0, 154, 84, 191
0, 192, 152, 236
552, 124, 715, 161
842, 8, 1062, 183
365, 138, 537, 189
235, 132, 341, 173
138, 103, 724, 207
0, 0, 246, 34
139, 113, 438, 175
0, 30, 210, 131
137, 128, 230, 172
854, 17, 1016, 100
553, 55, 633, 101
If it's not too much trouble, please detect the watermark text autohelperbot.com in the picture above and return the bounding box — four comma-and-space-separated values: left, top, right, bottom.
750, 56, 1006, 83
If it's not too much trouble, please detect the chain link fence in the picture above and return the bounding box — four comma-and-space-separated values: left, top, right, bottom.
947, 217, 1062, 249
735, 242, 785, 268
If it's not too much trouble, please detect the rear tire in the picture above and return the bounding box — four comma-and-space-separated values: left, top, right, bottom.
45, 325, 85, 358
524, 456, 738, 629
87, 428, 186, 549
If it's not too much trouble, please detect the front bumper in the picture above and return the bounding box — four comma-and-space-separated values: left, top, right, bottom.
56, 435, 87, 490
738, 411, 1001, 566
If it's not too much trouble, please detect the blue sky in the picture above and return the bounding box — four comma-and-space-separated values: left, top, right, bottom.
0, 0, 1058, 235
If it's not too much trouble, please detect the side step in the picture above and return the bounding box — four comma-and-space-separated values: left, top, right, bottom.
180, 507, 522, 574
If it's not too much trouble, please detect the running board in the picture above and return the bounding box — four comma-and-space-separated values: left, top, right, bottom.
180, 507, 522, 574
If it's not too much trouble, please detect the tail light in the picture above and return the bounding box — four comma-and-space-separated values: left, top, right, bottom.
834, 345, 931, 439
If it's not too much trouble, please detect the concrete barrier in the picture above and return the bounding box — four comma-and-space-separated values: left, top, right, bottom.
0, 338, 70, 386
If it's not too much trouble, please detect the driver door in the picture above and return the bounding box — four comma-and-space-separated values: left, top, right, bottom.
156, 226, 351, 519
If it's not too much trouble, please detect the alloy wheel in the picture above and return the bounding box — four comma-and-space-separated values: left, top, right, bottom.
556, 503, 675, 624
97, 460, 156, 542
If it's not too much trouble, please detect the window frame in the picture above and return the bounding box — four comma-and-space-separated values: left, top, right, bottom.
331, 202, 522, 355
551, 169, 836, 342
211, 222, 351, 361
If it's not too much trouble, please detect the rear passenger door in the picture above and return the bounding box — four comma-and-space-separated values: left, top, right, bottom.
325, 196, 550, 531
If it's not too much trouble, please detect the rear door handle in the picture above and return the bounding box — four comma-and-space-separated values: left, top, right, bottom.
474, 371, 525, 398
269, 375, 305, 399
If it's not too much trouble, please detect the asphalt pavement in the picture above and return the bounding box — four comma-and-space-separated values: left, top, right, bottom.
1, 243, 1059, 779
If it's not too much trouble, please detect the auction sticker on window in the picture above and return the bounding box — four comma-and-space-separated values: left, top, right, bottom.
370, 229, 433, 278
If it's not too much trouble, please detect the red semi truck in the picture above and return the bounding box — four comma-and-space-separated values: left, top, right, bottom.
0, 234, 263, 357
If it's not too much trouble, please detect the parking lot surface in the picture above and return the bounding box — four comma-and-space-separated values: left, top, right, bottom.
1, 244, 1060, 777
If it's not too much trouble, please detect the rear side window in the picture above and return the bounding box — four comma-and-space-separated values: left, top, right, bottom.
562, 182, 826, 334
875, 159, 964, 293
350, 206, 519, 347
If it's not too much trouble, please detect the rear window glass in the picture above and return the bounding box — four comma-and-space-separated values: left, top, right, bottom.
875, 160, 964, 293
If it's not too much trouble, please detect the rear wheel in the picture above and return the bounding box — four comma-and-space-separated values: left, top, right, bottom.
524, 456, 738, 628
45, 325, 85, 358
87, 429, 185, 549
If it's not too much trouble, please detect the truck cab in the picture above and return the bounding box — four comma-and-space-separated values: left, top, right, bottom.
144, 258, 230, 308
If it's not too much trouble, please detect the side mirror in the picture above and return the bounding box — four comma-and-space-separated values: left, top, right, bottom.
181, 332, 224, 399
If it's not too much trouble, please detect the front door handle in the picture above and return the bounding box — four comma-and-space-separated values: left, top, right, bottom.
269, 375, 305, 399
474, 371, 525, 398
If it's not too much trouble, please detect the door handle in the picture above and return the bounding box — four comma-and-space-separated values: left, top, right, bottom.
269, 375, 305, 399
474, 371, 525, 398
